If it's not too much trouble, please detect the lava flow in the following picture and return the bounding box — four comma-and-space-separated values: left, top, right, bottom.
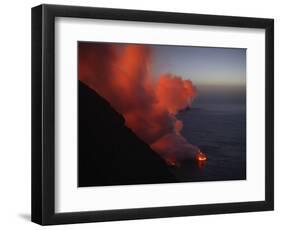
196, 150, 207, 161
195, 150, 207, 168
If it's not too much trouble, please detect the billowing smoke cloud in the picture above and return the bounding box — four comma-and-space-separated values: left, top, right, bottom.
79, 43, 199, 165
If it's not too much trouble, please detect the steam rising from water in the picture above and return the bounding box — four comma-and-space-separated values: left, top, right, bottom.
79, 43, 199, 164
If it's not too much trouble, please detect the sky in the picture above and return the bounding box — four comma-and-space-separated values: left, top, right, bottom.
150, 45, 246, 87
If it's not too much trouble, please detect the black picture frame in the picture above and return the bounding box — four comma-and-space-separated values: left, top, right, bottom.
31, 4, 274, 225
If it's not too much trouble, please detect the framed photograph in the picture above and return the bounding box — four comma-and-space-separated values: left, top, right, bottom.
31, 4, 274, 225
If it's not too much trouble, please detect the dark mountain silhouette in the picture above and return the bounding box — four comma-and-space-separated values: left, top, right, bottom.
78, 81, 176, 187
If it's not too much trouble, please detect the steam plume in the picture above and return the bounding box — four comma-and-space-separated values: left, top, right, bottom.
78, 43, 199, 165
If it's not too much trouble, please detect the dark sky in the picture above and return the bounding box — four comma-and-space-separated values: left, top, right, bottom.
151, 45, 246, 87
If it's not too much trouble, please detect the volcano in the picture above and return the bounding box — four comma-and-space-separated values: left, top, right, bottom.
78, 81, 176, 187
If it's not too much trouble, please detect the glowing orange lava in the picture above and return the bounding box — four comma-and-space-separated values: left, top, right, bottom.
196, 151, 207, 162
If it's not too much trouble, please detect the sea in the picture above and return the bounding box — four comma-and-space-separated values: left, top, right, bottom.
175, 85, 246, 182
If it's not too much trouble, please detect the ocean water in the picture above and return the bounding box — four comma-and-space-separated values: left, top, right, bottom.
175, 86, 246, 182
